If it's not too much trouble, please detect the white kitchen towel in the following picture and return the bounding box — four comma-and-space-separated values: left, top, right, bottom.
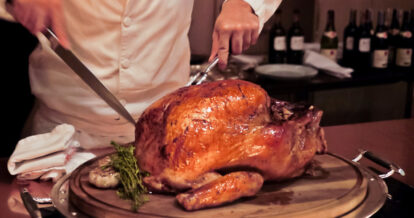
304, 50, 353, 79
8, 124, 95, 181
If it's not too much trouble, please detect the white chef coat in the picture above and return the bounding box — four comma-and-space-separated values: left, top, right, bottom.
2, 0, 281, 149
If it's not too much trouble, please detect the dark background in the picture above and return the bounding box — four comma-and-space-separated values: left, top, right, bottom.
0, 19, 37, 157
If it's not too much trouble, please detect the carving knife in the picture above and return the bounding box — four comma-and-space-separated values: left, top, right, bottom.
44, 29, 136, 125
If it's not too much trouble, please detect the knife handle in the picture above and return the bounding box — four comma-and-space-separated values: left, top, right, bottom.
20, 188, 42, 218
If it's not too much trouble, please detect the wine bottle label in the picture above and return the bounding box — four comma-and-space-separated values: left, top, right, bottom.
372, 50, 389, 68
323, 31, 337, 39
290, 36, 304, 50
396, 48, 413, 67
320, 49, 337, 61
345, 37, 354, 50
400, 31, 413, 39
376, 32, 388, 39
273, 36, 286, 51
358, 38, 371, 52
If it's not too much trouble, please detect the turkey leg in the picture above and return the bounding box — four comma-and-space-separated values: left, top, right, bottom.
176, 171, 264, 211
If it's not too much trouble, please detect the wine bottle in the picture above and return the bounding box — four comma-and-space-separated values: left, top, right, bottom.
388, 9, 400, 66
356, 10, 372, 70
395, 11, 413, 68
269, 10, 286, 63
371, 11, 389, 69
343, 10, 358, 67
287, 10, 305, 65
320, 10, 338, 62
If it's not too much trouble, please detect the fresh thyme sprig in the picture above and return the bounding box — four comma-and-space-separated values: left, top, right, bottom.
110, 141, 149, 211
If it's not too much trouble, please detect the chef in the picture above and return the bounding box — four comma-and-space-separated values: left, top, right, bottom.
2, 0, 281, 149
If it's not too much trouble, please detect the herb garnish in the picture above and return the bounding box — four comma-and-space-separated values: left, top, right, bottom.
110, 141, 149, 211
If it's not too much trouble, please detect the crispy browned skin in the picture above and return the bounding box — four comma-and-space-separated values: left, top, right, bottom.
135, 80, 327, 210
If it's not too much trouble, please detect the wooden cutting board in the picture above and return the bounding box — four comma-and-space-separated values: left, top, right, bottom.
69, 153, 368, 218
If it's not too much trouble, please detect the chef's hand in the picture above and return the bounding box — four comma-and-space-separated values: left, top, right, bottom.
209, 0, 259, 70
7, 0, 70, 48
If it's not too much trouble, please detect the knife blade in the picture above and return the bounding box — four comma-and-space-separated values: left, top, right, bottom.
44, 29, 136, 125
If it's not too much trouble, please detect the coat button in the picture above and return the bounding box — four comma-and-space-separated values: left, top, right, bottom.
121, 59, 130, 69
123, 17, 132, 27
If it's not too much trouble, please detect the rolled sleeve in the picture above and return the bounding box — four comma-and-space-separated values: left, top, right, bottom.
243, 0, 282, 33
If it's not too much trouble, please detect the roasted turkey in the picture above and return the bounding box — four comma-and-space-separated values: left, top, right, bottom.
135, 80, 327, 210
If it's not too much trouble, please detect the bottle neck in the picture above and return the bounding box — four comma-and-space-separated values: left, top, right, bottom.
293, 16, 300, 26
365, 10, 373, 31
365, 10, 372, 23
326, 11, 335, 31
376, 12, 385, 31
359, 11, 366, 28
401, 11, 410, 30
391, 10, 399, 28
292, 10, 301, 27
349, 10, 357, 26
275, 14, 282, 26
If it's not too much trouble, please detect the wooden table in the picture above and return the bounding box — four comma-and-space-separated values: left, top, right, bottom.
1, 119, 413, 217
324, 118, 414, 186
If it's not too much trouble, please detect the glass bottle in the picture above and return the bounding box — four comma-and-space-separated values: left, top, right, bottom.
356, 10, 372, 70
395, 11, 413, 68
269, 10, 286, 63
388, 9, 401, 66
371, 11, 389, 69
343, 9, 358, 67
320, 10, 338, 62
287, 10, 305, 65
